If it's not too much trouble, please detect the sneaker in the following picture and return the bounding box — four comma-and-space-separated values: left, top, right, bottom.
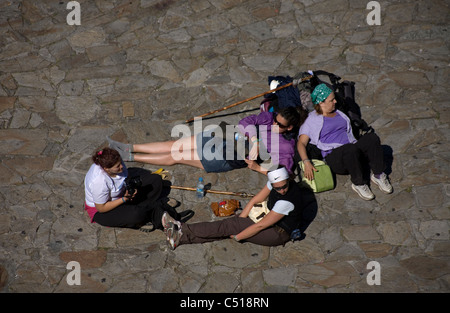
161, 212, 181, 231
351, 183, 375, 201
166, 222, 182, 250
371, 173, 393, 194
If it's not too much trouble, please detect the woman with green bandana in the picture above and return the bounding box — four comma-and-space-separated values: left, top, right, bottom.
297, 84, 392, 200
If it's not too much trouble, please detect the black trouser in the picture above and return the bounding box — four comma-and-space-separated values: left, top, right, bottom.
93, 168, 166, 229
324, 132, 385, 185
179, 216, 290, 247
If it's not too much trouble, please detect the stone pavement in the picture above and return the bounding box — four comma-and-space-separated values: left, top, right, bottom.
0, 0, 449, 294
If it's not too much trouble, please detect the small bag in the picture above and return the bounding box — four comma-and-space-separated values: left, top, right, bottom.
248, 201, 270, 223
300, 159, 334, 193
211, 199, 240, 217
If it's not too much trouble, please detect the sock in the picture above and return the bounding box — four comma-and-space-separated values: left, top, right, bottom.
107, 137, 134, 161
107, 137, 133, 152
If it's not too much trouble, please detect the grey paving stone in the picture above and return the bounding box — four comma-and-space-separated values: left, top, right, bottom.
0, 0, 448, 294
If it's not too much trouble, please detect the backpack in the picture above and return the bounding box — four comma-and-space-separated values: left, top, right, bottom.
301, 70, 374, 139
261, 70, 374, 139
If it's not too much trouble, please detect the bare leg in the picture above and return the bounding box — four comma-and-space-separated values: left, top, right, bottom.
134, 136, 197, 155
134, 150, 204, 170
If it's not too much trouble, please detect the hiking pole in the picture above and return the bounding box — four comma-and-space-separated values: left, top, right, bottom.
170, 185, 255, 198
184, 75, 313, 124
185, 83, 292, 124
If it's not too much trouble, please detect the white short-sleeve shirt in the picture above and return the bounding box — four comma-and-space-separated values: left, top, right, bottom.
266, 181, 295, 215
84, 163, 128, 207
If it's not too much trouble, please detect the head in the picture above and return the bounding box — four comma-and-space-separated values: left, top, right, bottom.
311, 84, 336, 115
268, 167, 290, 195
92, 147, 123, 176
273, 106, 308, 134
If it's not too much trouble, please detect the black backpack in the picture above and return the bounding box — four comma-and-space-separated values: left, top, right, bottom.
262, 70, 374, 139
295, 70, 374, 139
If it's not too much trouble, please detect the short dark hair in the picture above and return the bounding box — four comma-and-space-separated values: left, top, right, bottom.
278, 106, 308, 129
92, 147, 121, 169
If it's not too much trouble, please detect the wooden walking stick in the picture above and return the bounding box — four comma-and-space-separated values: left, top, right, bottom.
170, 185, 255, 198
185, 75, 313, 124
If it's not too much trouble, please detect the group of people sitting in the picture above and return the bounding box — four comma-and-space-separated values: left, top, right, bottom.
84, 83, 393, 250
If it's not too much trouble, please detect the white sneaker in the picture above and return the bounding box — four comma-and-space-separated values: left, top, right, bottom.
351, 184, 375, 200
371, 173, 393, 194
166, 222, 182, 250
162, 212, 181, 231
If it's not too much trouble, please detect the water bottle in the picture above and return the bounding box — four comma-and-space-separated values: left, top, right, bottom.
196, 177, 204, 198
235, 133, 245, 141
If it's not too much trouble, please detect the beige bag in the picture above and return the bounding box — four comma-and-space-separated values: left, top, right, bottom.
248, 201, 269, 223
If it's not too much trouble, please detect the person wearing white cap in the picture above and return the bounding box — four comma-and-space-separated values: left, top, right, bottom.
162, 167, 305, 249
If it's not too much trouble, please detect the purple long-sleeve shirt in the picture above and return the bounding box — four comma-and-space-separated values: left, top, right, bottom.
238, 112, 295, 173
298, 110, 357, 153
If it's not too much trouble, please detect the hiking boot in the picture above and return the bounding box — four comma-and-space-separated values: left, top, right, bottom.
162, 211, 180, 231
351, 184, 375, 201
166, 222, 182, 250
371, 173, 393, 194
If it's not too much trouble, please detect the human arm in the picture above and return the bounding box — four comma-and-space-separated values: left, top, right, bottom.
244, 159, 268, 175
239, 113, 271, 160
297, 134, 317, 181
239, 184, 271, 218
248, 136, 259, 160
94, 190, 134, 213
238, 113, 272, 138
232, 210, 285, 241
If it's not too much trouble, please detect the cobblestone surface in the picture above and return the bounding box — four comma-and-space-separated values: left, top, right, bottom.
0, 0, 449, 293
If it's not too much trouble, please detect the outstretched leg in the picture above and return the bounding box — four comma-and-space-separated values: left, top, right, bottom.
134, 136, 197, 154
134, 150, 204, 170
108, 136, 200, 166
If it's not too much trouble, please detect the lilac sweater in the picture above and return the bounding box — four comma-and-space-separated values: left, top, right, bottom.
238, 112, 295, 173
298, 110, 357, 151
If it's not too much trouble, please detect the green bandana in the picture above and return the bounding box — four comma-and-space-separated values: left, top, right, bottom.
311, 84, 333, 105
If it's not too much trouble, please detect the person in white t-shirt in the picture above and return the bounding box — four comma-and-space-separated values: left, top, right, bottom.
84, 147, 187, 230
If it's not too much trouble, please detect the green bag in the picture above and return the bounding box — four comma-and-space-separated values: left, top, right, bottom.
299, 159, 334, 193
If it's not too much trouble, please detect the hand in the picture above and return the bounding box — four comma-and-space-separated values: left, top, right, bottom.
245, 159, 260, 171
123, 189, 137, 201
230, 235, 239, 241
303, 161, 317, 181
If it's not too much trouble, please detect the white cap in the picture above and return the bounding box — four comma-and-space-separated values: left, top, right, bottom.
268, 167, 289, 184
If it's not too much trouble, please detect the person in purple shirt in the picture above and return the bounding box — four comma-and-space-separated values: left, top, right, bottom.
236, 107, 306, 174
297, 84, 393, 200
108, 107, 306, 175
